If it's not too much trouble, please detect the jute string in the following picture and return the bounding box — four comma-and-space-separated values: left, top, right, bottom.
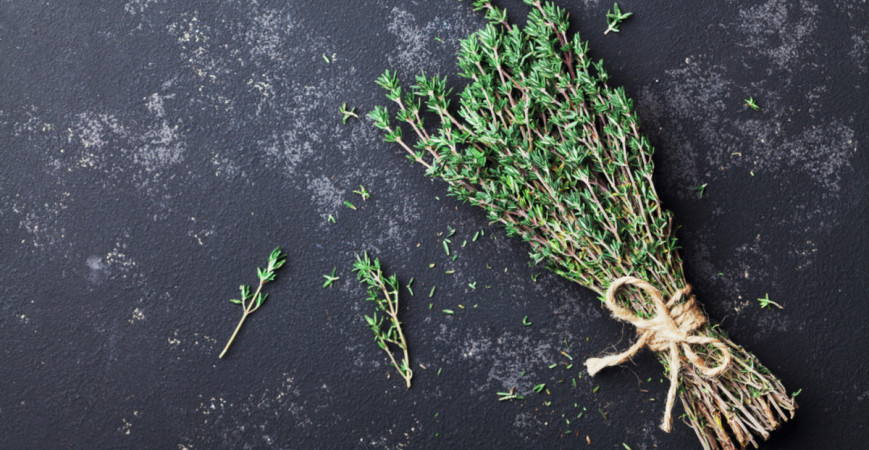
584, 276, 732, 432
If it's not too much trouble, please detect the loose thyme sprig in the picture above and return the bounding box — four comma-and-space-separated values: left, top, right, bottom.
757, 293, 784, 309
353, 185, 371, 200
353, 252, 413, 388
322, 267, 340, 288
604, 3, 632, 34
340, 103, 359, 124
219, 247, 287, 359
371, 1, 795, 447
497, 386, 524, 401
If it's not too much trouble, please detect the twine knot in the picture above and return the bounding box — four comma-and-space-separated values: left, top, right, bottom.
584, 276, 732, 432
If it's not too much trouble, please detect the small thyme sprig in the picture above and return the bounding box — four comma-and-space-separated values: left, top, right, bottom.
340, 103, 359, 124
322, 267, 340, 288
353, 252, 413, 388
604, 3, 632, 34
219, 247, 287, 359
497, 387, 524, 401
757, 293, 784, 309
353, 184, 371, 200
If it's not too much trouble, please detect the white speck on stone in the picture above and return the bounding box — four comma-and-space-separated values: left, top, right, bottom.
129, 308, 145, 323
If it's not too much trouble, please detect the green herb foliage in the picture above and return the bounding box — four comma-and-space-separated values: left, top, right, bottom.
219, 247, 287, 359
497, 388, 524, 401
340, 103, 359, 124
604, 3, 632, 34
353, 184, 371, 200
370, 2, 795, 447
757, 293, 784, 309
353, 252, 413, 388
322, 267, 340, 288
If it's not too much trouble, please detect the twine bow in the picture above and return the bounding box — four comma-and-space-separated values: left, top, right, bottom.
584, 276, 732, 432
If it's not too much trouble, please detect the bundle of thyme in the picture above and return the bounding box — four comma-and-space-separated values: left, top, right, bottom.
353, 253, 413, 388
369, 1, 795, 447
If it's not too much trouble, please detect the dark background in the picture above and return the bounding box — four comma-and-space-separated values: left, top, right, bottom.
1, 0, 866, 448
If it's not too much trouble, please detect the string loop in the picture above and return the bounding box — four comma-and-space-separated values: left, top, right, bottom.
584, 276, 732, 432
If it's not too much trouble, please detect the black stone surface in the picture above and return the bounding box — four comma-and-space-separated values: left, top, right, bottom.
1, 1, 866, 448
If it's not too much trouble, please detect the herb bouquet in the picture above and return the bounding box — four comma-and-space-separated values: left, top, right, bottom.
369, 1, 796, 448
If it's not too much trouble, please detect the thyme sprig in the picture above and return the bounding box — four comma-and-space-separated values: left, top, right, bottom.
757, 293, 784, 309
353, 184, 371, 201
497, 387, 524, 401
353, 252, 413, 388
322, 267, 340, 288
370, 1, 795, 447
219, 247, 286, 359
604, 3, 632, 34
340, 103, 359, 124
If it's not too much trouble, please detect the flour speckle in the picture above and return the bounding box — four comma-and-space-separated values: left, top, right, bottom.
307, 175, 344, 219
386, 7, 482, 74
134, 121, 185, 171
737, 0, 820, 72
145, 92, 174, 118
129, 308, 145, 323
87, 255, 110, 285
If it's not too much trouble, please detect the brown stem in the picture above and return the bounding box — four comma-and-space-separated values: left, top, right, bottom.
219, 279, 265, 359
219, 312, 248, 359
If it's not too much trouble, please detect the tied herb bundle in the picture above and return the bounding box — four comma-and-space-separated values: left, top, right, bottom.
369, 1, 796, 448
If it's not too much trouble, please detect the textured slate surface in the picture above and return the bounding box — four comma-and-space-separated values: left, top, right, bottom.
1, 0, 866, 448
